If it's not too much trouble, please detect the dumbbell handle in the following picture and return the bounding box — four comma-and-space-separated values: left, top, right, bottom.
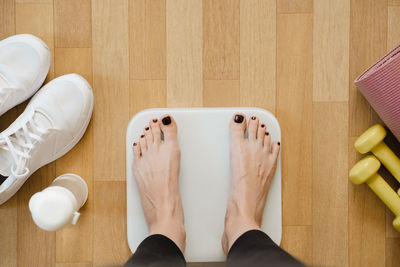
367, 173, 400, 215
371, 142, 400, 183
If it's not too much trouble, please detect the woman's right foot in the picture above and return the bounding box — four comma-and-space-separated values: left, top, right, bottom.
222, 114, 280, 254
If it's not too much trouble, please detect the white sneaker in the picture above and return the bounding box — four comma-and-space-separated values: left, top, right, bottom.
0, 34, 51, 116
0, 74, 94, 205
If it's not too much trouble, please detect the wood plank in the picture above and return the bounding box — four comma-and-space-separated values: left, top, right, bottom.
348, 0, 387, 137
388, 6, 400, 49
0, 3, 17, 262
0, 0, 15, 39
277, 0, 313, 13
129, 0, 166, 80
203, 80, 239, 107
130, 80, 166, 116
56, 263, 92, 267
93, 181, 130, 266
92, 0, 129, 181
166, 0, 202, 107
313, 0, 349, 101
240, 0, 276, 111
54, 0, 91, 48
54, 48, 93, 263
15, 2, 55, 265
15, 2, 55, 82
386, 238, 400, 267
0, 196, 17, 267
277, 13, 312, 226
17, 166, 56, 267
313, 102, 348, 266
348, 137, 386, 267
281, 226, 312, 266
388, 0, 400, 6
203, 0, 239, 80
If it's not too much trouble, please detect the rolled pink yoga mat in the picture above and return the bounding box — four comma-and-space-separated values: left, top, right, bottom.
355, 45, 400, 142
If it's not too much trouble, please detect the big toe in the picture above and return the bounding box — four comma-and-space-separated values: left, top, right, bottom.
160, 115, 178, 143
230, 113, 247, 140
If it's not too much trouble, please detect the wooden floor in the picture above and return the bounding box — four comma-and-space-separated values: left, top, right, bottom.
1, 0, 400, 266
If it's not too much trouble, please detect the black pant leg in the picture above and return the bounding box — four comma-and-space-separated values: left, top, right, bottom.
124, 234, 186, 267
227, 230, 306, 267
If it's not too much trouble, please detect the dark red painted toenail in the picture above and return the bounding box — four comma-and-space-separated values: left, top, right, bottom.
266, 132, 269, 135
133, 143, 137, 146
261, 124, 265, 128
251, 116, 256, 120
278, 142, 280, 146
153, 119, 158, 123
145, 127, 149, 131
234, 115, 244, 123
141, 135, 145, 138
162, 116, 172, 125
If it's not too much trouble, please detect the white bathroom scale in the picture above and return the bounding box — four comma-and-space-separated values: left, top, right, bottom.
126, 108, 281, 262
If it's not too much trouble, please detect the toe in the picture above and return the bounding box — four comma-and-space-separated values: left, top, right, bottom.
150, 118, 162, 145
258, 123, 266, 145
139, 133, 147, 152
271, 141, 281, 160
248, 116, 259, 141
144, 125, 153, 146
133, 142, 141, 159
264, 131, 271, 150
229, 113, 247, 139
160, 115, 178, 143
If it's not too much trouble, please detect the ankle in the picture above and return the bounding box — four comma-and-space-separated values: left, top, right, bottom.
149, 219, 186, 252
224, 214, 260, 252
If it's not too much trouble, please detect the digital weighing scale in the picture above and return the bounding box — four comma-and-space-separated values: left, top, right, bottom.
126, 108, 281, 262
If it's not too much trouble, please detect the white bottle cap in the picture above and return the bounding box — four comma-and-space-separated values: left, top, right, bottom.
29, 186, 79, 231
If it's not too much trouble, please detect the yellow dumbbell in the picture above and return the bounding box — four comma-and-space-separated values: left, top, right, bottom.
355, 124, 400, 183
349, 155, 400, 232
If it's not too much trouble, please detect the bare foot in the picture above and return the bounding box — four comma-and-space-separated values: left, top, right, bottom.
132, 115, 186, 252
222, 114, 280, 254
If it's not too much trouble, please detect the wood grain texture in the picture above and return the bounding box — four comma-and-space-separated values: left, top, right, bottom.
0, 196, 17, 267
388, 6, 400, 49
277, 0, 313, 13
17, 166, 56, 267
129, 0, 166, 80
56, 263, 92, 267
93, 181, 130, 266
388, 0, 400, 6
92, 0, 129, 181
203, 0, 239, 80
54, 0, 91, 48
16, 2, 55, 82
349, 0, 387, 137
313, 102, 348, 267
203, 80, 239, 107
386, 238, 400, 267
281, 226, 312, 265
55, 48, 94, 263
348, 138, 386, 267
166, 0, 203, 107
313, 0, 349, 102
130, 80, 167, 116
277, 13, 313, 226
0, 0, 15, 39
240, 0, 276, 111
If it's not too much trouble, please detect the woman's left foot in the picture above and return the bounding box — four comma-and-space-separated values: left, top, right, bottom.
132, 115, 186, 252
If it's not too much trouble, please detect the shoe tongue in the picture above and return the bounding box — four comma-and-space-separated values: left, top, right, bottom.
33, 110, 53, 129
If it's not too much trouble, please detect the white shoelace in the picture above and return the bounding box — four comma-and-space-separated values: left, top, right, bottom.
0, 112, 48, 178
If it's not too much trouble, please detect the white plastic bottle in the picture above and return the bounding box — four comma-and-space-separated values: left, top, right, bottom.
29, 174, 88, 231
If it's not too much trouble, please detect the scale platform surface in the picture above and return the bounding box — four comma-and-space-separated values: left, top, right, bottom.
126, 108, 281, 262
